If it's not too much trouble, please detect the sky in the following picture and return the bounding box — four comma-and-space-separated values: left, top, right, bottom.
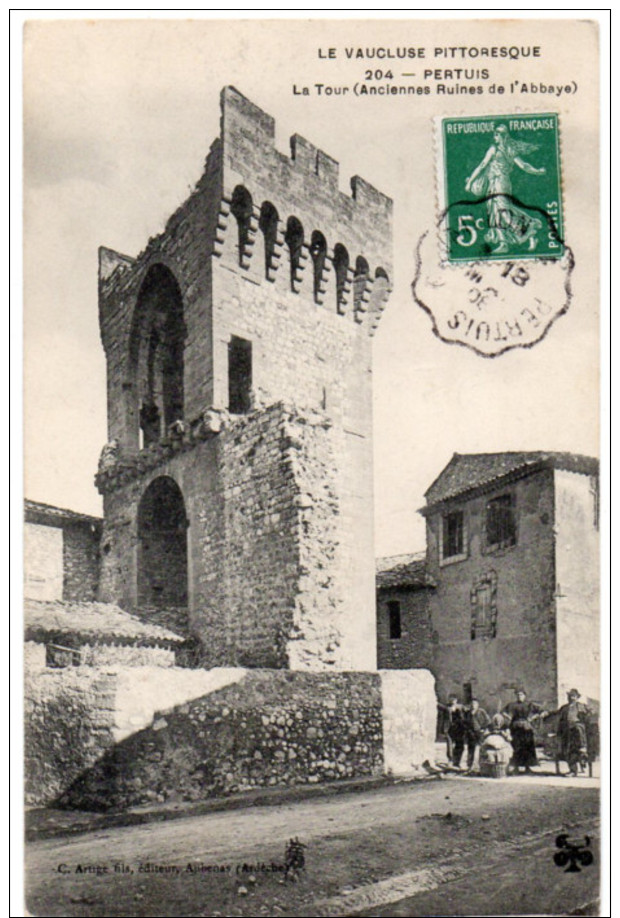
22, 17, 600, 557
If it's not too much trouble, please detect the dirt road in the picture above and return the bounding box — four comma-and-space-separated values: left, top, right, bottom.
25, 775, 599, 917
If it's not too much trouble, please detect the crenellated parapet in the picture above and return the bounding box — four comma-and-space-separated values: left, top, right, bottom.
215, 86, 392, 335
210, 188, 391, 333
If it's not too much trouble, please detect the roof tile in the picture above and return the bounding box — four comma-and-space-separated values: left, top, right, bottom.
24, 599, 184, 645
424, 451, 598, 508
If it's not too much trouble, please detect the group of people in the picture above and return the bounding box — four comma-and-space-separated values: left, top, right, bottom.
438, 696, 492, 772
439, 687, 594, 777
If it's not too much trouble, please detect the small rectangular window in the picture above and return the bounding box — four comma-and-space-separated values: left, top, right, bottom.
443, 511, 464, 559
486, 494, 516, 549
228, 336, 252, 414
388, 600, 401, 640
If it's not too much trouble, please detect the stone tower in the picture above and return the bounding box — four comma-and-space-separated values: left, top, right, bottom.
96, 87, 392, 671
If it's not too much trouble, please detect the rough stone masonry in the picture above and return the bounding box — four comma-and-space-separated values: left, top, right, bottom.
96, 86, 393, 672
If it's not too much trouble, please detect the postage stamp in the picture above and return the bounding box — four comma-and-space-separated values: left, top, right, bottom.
437, 113, 563, 263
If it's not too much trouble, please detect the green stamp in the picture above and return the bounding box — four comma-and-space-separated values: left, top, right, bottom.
439, 113, 563, 262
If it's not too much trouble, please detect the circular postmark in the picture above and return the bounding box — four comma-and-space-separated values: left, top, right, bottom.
412, 203, 574, 358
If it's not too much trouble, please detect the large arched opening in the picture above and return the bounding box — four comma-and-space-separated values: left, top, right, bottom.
129, 264, 185, 450
137, 476, 188, 609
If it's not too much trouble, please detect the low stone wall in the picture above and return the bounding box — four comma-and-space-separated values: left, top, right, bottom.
111, 667, 245, 741
24, 666, 245, 806
379, 670, 437, 774
26, 667, 436, 810
25, 668, 117, 806
57, 671, 384, 810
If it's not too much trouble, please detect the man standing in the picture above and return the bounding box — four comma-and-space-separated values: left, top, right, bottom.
555, 688, 592, 777
464, 698, 490, 771
438, 695, 466, 767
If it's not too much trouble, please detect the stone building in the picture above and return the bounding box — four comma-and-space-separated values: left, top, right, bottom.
376, 553, 435, 670
24, 499, 102, 603
420, 451, 599, 710
95, 86, 392, 672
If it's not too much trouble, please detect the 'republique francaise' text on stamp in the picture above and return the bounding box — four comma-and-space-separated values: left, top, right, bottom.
438, 113, 563, 263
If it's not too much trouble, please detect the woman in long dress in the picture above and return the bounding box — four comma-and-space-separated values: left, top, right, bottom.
502, 689, 545, 774
465, 124, 546, 254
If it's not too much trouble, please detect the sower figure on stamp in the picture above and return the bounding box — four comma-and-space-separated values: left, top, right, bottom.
438, 695, 466, 768
465, 124, 546, 255
463, 698, 490, 772
502, 689, 547, 775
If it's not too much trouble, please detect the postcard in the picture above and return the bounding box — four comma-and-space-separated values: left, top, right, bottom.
22, 16, 602, 917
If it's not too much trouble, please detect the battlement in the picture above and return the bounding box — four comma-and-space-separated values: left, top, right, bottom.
221, 84, 276, 146
221, 87, 391, 205
219, 87, 392, 276
215, 86, 392, 332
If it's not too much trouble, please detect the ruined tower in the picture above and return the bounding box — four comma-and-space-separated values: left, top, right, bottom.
96, 87, 392, 671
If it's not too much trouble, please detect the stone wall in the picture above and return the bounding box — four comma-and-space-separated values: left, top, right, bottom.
380, 670, 437, 774
57, 671, 384, 811
376, 588, 433, 670
24, 518, 101, 603
24, 523, 63, 601
99, 403, 369, 670
24, 666, 244, 806
25, 668, 117, 806
26, 667, 436, 809
63, 522, 101, 601
98, 151, 221, 453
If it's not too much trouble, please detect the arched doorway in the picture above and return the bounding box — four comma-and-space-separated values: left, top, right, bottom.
137, 477, 188, 609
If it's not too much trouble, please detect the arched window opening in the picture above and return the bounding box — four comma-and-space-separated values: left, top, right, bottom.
353, 256, 370, 312
130, 264, 185, 450
333, 243, 350, 310
259, 201, 279, 278
231, 185, 253, 266
285, 217, 304, 291
310, 231, 327, 303
367, 266, 391, 329
137, 477, 188, 609
374, 267, 390, 299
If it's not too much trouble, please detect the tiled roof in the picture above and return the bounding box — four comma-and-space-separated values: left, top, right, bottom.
423, 452, 598, 509
24, 599, 184, 646
25, 499, 102, 528
376, 552, 434, 590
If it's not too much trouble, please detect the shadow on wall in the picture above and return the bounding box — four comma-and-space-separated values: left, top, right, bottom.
53, 671, 385, 812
